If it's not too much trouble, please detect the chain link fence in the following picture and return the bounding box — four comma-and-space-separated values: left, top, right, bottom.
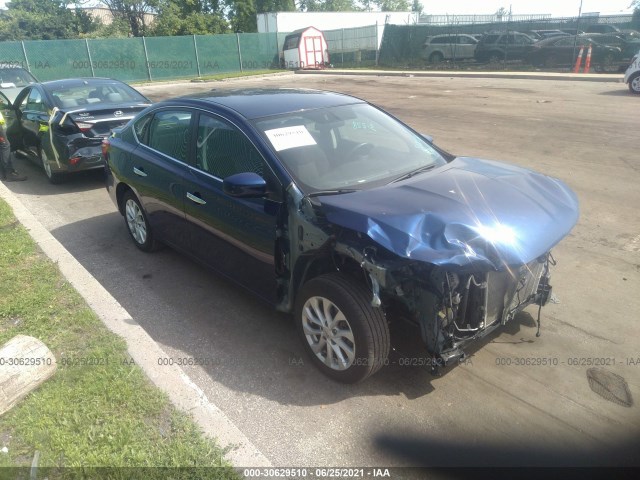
324, 25, 379, 67
1, 13, 637, 83
0, 32, 280, 83
379, 13, 639, 71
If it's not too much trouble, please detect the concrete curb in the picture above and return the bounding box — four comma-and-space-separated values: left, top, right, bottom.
295, 69, 624, 83
132, 71, 295, 87
0, 180, 271, 468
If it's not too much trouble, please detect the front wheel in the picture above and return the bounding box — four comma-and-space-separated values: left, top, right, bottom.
122, 190, 159, 252
295, 273, 390, 383
628, 72, 640, 94
40, 148, 65, 184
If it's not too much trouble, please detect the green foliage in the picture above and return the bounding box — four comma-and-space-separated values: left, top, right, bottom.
298, 0, 361, 11
411, 0, 422, 14
256, 0, 295, 12
101, 0, 158, 36
152, 0, 229, 35
0, 0, 100, 40
227, 0, 257, 32
376, 0, 409, 11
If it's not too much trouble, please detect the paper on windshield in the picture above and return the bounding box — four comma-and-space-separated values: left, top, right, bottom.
264, 125, 317, 151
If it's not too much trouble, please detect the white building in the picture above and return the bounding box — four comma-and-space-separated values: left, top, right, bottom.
257, 11, 419, 50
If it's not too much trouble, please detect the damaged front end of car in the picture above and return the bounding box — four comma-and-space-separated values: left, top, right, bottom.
281, 157, 579, 374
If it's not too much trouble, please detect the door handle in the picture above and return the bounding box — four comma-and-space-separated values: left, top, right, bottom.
133, 167, 147, 177
186, 192, 206, 205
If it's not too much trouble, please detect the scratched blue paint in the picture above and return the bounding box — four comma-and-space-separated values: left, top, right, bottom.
318, 157, 579, 272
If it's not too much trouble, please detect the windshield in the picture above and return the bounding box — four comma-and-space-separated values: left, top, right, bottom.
254, 103, 448, 192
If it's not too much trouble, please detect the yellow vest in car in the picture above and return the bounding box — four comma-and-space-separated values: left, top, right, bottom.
0, 111, 4, 126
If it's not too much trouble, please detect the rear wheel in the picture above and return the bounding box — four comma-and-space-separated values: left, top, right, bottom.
629, 72, 640, 94
595, 53, 616, 73
122, 190, 159, 252
40, 148, 65, 184
295, 273, 390, 383
429, 52, 444, 64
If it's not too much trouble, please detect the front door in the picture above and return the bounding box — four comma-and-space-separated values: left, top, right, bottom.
182, 112, 281, 303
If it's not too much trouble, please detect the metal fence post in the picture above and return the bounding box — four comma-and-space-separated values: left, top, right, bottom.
142, 36, 152, 81
21, 41, 31, 73
85, 39, 95, 77
341, 28, 344, 66
375, 22, 379, 66
193, 35, 202, 77
236, 33, 243, 72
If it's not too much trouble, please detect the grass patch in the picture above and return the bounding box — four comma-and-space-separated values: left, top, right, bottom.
0, 199, 238, 479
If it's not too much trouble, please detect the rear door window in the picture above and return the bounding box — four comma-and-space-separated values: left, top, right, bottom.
144, 110, 193, 163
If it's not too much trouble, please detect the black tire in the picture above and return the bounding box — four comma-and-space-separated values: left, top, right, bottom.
629, 72, 640, 94
488, 52, 503, 64
429, 52, 444, 64
595, 53, 615, 73
40, 148, 65, 184
122, 190, 159, 252
544, 54, 558, 68
295, 273, 390, 383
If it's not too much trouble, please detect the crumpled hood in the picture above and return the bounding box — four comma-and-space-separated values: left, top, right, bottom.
318, 157, 579, 271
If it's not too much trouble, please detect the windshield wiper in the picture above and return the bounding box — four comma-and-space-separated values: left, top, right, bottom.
390, 164, 436, 184
305, 189, 360, 198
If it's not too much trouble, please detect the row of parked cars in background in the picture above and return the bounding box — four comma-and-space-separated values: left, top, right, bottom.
422, 24, 640, 72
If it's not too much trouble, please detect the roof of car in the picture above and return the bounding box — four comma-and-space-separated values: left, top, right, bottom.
168, 88, 365, 119
40, 78, 126, 89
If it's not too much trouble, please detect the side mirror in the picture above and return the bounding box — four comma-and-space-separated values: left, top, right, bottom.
421, 133, 434, 144
223, 172, 267, 198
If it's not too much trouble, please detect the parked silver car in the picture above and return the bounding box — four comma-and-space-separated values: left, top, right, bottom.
422, 34, 478, 63
624, 48, 640, 94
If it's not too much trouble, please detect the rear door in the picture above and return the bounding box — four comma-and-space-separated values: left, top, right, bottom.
505, 33, 535, 60
129, 108, 192, 247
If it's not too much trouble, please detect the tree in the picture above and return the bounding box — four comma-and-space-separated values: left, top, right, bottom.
101, 0, 157, 37
298, 0, 360, 11
0, 0, 100, 40
226, 0, 256, 32
411, 0, 422, 14
375, 0, 409, 11
153, 0, 228, 36
256, 0, 295, 12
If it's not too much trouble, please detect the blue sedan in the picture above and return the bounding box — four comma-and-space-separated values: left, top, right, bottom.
104, 88, 579, 383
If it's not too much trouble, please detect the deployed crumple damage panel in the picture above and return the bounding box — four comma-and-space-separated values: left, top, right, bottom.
318, 157, 579, 272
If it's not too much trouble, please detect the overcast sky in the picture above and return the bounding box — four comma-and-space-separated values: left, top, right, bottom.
0, 1, 634, 17
421, 0, 634, 17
